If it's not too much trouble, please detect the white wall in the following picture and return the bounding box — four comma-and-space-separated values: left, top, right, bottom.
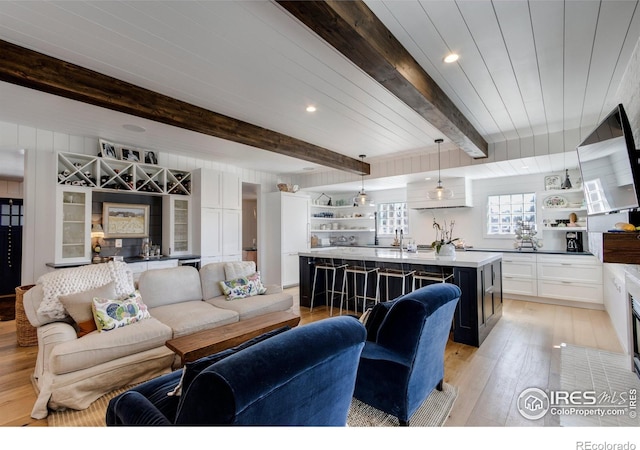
0, 120, 283, 284
0, 179, 23, 198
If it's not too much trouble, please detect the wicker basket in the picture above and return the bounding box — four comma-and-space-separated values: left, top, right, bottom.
15, 285, 37, 347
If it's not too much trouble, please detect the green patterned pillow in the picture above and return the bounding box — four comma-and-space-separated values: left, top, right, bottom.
92, 291, 150, 332
220, 276, 255, 300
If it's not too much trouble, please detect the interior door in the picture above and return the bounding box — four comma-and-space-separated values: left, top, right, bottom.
0, 198, 23, 295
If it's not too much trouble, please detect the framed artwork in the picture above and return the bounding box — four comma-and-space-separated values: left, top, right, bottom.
102, 202, 149, 238
99, 139, 118, 159
544, 175, 562, 190
144, 150, 159, 165
120, 147, 141, 162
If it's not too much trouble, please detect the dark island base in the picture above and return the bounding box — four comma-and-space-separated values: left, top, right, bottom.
299, 256, 502, 347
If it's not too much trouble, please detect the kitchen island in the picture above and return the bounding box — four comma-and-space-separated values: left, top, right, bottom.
298, 247, 503, 347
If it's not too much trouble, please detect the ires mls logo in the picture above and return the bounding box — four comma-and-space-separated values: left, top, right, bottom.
517, 387, 638, 420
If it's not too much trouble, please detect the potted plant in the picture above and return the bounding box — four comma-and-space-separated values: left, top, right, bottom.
431, 218, 458, 258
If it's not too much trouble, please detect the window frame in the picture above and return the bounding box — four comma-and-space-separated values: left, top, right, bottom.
485, 192, 537, 238
376, 202, 409, 236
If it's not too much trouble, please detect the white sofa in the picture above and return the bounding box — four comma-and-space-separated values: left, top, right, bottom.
22, 260, 294, 419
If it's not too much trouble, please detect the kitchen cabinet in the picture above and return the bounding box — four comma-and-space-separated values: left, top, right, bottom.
191, 168, 241, 209
55, 186, 91, 264
265, 192, 310, 287
128, 258, 179, 283
502, 252, 537, 296
536, 254, 603, 304
192, 168, 242, 265
162, 196, 192, 256
309, 203, 375, 247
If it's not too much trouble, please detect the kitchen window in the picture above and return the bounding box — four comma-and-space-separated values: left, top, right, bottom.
377, 202, 408, 235
487, 193, 536, 235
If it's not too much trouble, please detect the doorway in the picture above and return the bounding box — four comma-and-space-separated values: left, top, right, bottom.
0, 198, 23, 319
242, 183, 259, 266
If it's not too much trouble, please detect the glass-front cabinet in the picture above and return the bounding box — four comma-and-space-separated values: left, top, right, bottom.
55, 186, 92, 264
163, 195, 192, 256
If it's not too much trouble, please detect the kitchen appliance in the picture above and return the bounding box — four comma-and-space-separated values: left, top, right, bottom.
566, 231, 583, 252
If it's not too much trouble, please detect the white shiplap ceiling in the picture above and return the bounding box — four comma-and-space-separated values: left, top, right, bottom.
0, 0, 638, 189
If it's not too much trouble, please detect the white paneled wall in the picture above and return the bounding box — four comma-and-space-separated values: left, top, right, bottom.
0, 180, 23, 198
0, 120, 283, 283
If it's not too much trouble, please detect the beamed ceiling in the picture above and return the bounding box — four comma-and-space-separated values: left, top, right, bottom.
0, 1, 638, 189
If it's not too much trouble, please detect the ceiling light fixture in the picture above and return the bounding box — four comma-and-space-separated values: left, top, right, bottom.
306, 105, 317, 112
427, 139, 454, 200
353, 154, 373, 206
443, 53, 459, 63
122, 124, 146, 133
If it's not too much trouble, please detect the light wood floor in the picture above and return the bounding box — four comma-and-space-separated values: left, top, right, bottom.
0, 287, 624, 427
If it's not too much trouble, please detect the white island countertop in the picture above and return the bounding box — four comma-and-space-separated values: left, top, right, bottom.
299, 247, 502, 268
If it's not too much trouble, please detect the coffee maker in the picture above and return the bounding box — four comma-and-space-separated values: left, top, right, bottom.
566, 231, 583, 252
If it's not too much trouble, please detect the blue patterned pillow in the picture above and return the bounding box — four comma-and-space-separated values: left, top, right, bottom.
91, 291, 150, 332
219, 276, 255, 300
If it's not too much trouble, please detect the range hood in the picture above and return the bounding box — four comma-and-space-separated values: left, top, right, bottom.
407, 178, 473, 209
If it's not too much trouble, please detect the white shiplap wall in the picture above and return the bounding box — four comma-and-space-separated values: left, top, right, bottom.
0, 120, 283, 283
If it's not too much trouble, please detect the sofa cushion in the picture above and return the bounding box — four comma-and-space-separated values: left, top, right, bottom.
49, 317, 172, 375
224, 261, 256, 280
206, 290, 293, 320
149, 301, 238, 338
137, 266, 203, 308
58, 282, 117, 337
92, 291, 151, 332
199, 262, 227, 300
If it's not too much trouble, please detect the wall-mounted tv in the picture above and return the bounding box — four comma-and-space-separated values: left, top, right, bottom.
576, 103, 640, 216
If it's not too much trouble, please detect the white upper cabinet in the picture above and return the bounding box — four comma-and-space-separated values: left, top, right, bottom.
192, 169, 241, 210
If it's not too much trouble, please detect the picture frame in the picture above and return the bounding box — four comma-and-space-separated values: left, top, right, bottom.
120, 147, 141, 162
144, 150, 159, 165
102, 202, 149, 238
544, 175, 562, 191
99, 139, 118, 160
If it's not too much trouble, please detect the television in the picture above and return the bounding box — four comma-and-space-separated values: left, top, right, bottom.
576, 103, 640, 216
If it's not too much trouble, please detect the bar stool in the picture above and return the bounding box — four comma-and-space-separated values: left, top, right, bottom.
340, 262, 379, 315
412, 267, 454, 291
309, 258, 348, 316
376, 265, 415, 303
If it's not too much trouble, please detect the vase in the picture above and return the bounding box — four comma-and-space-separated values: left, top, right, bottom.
436, 243, 456, 260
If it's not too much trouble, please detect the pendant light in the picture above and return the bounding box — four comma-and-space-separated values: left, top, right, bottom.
353, 154, 373, 206
427, 139, 454, 200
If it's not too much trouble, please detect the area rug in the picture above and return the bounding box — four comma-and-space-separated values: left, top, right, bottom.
49, 382, 457, 427
560, 344, 640, 427
347, 382, 458, 427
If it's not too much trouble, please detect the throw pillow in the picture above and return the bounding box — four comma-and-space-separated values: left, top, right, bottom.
219, 277, 255, 300
58, 282, 117, 337
92, 292, 150, 332
246, 271, 267, 295
224, 261, 256, 280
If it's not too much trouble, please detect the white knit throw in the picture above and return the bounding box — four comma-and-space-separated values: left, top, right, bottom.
37, 261, 135, 320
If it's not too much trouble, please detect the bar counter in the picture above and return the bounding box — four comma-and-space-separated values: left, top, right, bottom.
298, 247, 503, 347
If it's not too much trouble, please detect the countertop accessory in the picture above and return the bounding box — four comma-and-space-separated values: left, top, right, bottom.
543, 195, 568, 208
544, 175, 561, 190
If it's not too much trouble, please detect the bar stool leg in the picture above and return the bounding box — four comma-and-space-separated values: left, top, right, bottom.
310, 265, 319, 313
329, 267, 337, 316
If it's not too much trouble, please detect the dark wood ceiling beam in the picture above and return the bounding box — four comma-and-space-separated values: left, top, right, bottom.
0, 39, 369, 175
277, 0, 488, 158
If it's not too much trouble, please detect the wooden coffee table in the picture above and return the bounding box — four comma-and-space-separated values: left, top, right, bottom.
165, 311, 301, 366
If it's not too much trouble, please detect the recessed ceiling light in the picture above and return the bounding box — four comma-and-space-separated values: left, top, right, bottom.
443, 53, 459, 63
123, 124, 146, 132
306, 105, 317, 113
424, 177, 432, 181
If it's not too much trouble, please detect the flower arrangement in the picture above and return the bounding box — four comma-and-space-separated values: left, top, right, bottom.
431, 218, 458, 253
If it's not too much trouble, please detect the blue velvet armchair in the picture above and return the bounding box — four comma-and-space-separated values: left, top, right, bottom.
353, 283, 461, 425
106, 315, 366, 426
